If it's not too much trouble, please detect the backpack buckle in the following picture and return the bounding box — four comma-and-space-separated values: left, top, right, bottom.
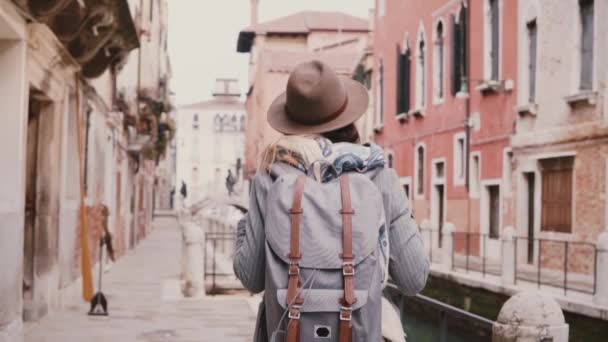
288, 263, 300, 276
342, 261, 355, 276
289, 306, 302, 320
339, 306, 353, 321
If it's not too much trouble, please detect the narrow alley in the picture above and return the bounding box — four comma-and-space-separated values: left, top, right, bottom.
24, 216, 256, 342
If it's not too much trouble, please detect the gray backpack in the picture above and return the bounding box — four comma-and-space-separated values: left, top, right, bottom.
264, 171, 387, 342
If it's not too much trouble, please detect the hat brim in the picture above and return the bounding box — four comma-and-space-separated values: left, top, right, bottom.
267, 77, 370, 135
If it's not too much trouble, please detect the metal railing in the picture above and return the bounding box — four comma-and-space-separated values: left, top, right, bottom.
385, 282, 494, 342
420, 227, 599, 297
203, 231, 238, 295
513, 237, 597, 295
451, 232, 502, 278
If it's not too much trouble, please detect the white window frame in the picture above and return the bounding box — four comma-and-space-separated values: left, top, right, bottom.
453, 132, 467, 186
571, 0, 598, 94
414, 142, 427, 200
469, 151, 481, 198
414, 23, 427, 111
433, 18, 446, 104
483, 0, 503, 81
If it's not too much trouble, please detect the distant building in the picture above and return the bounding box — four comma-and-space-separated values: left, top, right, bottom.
175, 79, 245, 204
237, 1, 370, 178
511, 0, 608, 271
0, 0, 171, 339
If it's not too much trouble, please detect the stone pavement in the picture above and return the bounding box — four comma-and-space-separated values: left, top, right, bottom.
24, 216, 256, 342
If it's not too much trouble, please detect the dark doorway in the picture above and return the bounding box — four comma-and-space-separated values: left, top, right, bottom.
23, 96, 42, 307
525, 172, 536, 264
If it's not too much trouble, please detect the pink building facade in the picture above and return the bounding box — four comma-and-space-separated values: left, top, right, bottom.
373, 0, 518, 258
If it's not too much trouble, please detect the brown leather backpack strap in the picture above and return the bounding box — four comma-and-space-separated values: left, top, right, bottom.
287, 175, 306, 342
339, 175, 357, 342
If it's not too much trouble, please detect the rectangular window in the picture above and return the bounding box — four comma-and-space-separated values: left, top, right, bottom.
417, 146, 425, 195
459, 139, 465, 179
452, 8, 468, 95
435, 22, 445, 100
376, 62, 385, 126
489, 0, 500, 80
470, 154, 480, 195
580, 0, 594, 90
397, 46, 411, 114
488, 185, 500, 239
540, 157, 574, 233
435, 161, 445, 179
527, 20, 537, 103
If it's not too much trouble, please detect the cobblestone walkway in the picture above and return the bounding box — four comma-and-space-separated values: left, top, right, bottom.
24, 216, 256, 342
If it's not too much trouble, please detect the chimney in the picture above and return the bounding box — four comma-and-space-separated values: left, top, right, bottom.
250, 0, 259, 26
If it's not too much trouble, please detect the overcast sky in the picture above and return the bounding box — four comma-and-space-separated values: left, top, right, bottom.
168, 0, 374, 105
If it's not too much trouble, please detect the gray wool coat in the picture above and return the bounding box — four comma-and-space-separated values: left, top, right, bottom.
233, 167, 430, 341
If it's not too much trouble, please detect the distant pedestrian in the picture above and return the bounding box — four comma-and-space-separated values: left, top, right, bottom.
233, 60, 428, 342
226, 170, 236, 196
180, 181, 188, 199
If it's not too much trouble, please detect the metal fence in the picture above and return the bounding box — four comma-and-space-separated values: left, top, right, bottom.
513, 237, 597, 295
419, 227, 598, 297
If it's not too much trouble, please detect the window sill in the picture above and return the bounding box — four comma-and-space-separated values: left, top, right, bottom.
476, 80, 501, 94
396, 113, 409, 123
515, 103, 538, 117
433, 98, 445, 106
565, 91, 597, 108
455, 92, 470, 99
408, 107, 425, 117
373, 125, 384, 133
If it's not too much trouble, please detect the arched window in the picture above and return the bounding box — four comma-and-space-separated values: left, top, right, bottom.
387, 153, 394, 168
416, 31, 426, 108
452, 5, 468, 95
193, 114, 199, 130
416, 144, 425, 195
434, 21, 445, 100
397, 39, 411, 115
213, 114, 222, 131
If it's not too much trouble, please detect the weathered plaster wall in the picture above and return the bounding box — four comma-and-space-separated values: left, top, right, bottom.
0, 2, 28, 340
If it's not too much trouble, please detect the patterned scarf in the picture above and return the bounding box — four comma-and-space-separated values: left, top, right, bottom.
263, 136, 386, 182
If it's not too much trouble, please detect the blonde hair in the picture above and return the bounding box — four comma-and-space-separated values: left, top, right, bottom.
259, 135, 323, 174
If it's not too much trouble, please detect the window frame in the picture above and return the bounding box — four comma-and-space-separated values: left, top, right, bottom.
396, 41, 412, 117
469, 151, 481, 198
483, 0, 503, 82
415, 26, 427, 110
433, 19, 446, 103
415, 142, 426, 199
577, 0, 595, 92
526, 19, 538, 104
453, 132, 467, 186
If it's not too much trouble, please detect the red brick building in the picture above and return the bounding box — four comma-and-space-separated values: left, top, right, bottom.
373, 0, 518, 259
